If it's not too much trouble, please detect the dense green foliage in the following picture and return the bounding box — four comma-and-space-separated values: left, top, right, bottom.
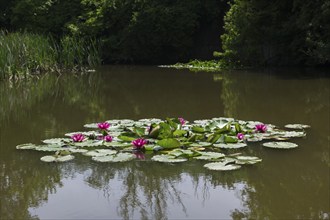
0, 31, 100, 79
219, 0, 330, 66
2, 0, 226, 64
1, 0, 329, 66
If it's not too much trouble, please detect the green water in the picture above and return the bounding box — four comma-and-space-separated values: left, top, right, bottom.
0, 66, 329, 219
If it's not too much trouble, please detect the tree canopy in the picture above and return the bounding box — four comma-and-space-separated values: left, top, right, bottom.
1, 0, 329, 66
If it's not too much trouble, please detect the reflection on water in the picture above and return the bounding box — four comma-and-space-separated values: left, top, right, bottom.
0, 66, 329, 219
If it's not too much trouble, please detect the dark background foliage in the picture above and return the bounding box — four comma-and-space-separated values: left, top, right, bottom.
1, 0, 329, 66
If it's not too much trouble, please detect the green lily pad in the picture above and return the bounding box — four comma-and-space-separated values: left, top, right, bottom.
189, 142, 212, 147
42, 138, 70, 145
204, 162, 241, 171
35, 145, 64, 152
194, 152, 226, 161
83, 123, 99, 128
56, 155, 75, 162
157, 138, 181, 149
104, 142, 132, 148
139, 118, 162, 124
73, 140, 104, 147
151, 155, 187, 163
263, 141, 298, 149
284, 124, 311, 129
92, 152, 135, 162
65, 131, 102, 137
16, 143, 36, 150
279, 131, 306, 138
235, 156, 262, 165
213, 143, 247, 149
68, 148, 88, 153
83, 149, 117, 157
40, 155, 75, 162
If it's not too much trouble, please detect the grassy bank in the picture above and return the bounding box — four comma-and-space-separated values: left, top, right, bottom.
0, 31, 101, 79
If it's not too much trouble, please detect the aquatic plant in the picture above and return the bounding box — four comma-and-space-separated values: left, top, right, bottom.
132, 138, 148, 150
16, 117, 310, 171
255, 123, 267, 133
98, 122, 111, 130
237, 133, 244, 140
178, 117, 186, 125
0, 31, 101, 80
71, 133, 85, 142
104, 135, 113, 142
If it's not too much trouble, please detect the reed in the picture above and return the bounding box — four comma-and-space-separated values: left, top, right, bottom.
0, 31, 101, 80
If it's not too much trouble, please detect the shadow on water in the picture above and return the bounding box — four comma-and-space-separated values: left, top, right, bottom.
0, 66, 329, 219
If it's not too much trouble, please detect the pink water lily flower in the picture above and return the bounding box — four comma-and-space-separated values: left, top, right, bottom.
132, 138, 148, 150
98, 122, 110, 130
104, 135, 113, 142
178, 117, 185, 125
255, 123, 267, 133
237, 133, 245, 140
71, 133, 85, 142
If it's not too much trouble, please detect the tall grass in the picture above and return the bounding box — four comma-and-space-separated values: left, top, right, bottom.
0, 31, 101, 79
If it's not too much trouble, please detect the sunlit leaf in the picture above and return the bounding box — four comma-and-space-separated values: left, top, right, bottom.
204, 162, 241, 171
40, 155, 74, 162
284, 124, 311, 129
151, 155, 187, 163
194, 152, 225, 161
263, 141, 298, 149
92, 153, 135, 162
213, 143, 247, 149
157, 138, 181, 149
16, 143, 36, 150
42, 138, 70, 144
235, 156, 262, 164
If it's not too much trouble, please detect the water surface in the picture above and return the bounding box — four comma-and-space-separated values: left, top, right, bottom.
0, 66, 329, 219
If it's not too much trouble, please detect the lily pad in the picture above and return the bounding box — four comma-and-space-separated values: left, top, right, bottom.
213, 143, 247, 149
92, 152, 135, 162
65, 131, 102, 137
194, 152, 226, 161
56, 155, 75, 162
40, 155, 75, 162
35, 145, 64, 152
83, 123, 99, 128
157, 138, 181, 149
279, 131, 306, 138
189, 142, 212, 147
73, 140, 104, 147
151, 154, 188, 163
69, 148, 88, 153
16, 143, 36, 150
284, 124, 311, 130
104, 142, 132, 148
204, 162, 241, 171
263, 141, 298, 149
42, 138, 70, 145
235, 156, 262, 165
83, 149, 117, 157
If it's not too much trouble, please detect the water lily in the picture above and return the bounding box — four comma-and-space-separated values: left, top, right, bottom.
178, 117, 185, 125
255, 124, 267, 133
132, 138, 148, 150
104, 135, 113, 142
71, 133, 85, 142
98, 122, 110, 130
237, 133, 245, 140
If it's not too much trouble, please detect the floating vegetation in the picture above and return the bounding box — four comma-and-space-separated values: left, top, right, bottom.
16, 117, 309, 170
262, 142, 299, 149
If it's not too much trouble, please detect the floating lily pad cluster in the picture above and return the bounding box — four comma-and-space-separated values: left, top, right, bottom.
16, 117, 310, 171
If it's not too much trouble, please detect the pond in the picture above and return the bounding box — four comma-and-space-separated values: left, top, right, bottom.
0, 66, 329, 219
